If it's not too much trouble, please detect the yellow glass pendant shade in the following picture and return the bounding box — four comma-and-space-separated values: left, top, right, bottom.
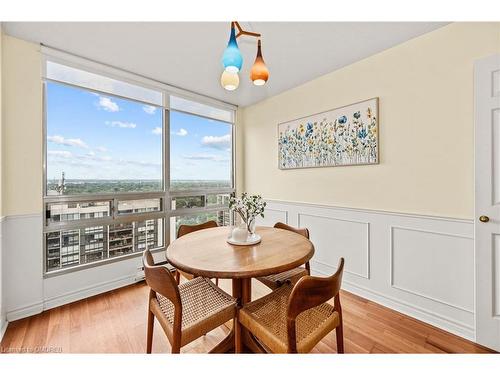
250, 40, 269, 86
220, 70, 240, 91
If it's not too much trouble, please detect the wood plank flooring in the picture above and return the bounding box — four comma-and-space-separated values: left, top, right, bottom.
0, 278, 495, 354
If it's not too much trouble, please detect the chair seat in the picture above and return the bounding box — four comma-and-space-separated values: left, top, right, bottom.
239, 284, 339, 353
256, 267, 308, 289
153, 277, 236, 346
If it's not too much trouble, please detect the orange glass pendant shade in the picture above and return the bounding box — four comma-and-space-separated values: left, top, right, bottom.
250, 40, 269, 86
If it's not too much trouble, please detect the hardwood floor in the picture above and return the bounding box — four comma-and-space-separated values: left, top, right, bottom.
0, 278, 495, 354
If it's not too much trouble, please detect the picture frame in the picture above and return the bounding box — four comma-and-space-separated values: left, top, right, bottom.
277, 97, 379, 170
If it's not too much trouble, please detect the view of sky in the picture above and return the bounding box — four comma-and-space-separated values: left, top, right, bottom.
46, 82, 232, 183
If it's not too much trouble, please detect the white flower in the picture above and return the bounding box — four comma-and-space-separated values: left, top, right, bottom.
229, 193, 266, 224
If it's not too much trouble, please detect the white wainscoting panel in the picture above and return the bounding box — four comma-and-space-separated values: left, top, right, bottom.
390, 226, 474, 313
257, 200, 475, 341
298, 214, 369, 279
493, 69, 500, 97
260, 208, 288, 226
3, 214, 44, 321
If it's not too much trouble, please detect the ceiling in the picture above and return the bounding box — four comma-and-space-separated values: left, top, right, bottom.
3, 22, 448, 107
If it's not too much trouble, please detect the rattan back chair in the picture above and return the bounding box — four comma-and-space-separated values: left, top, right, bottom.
238, 258, 345, 353
176, 220, 219, 285
143, 249, 236, 353
177, 220, 219, 238
256, 222, 311, 289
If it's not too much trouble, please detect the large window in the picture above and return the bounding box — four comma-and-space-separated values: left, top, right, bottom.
45, 81, 163, 195
43, 57, 235, 275
168, 96, 234, 241
170, 106, 233, 191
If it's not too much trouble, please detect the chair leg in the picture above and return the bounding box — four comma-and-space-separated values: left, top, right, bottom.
336, 322, 344, 353
146, 308, 154, 354
234, 317, 242, 354
215, 278, 219, 286
171, 340, 181, 354
334, 294, 344, 354
174, 270, 180, 285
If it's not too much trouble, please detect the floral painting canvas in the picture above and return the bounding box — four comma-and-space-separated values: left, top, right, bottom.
278, 98, 379, 169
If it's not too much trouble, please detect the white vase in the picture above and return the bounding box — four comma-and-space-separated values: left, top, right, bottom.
232, 225, 249, 242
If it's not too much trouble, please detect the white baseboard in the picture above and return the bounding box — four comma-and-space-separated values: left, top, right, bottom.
0, 319, 8, 342
43, 275, 139, 311
6, 301, 44, 322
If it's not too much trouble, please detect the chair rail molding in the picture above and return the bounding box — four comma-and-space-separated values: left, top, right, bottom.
257, 199, 475, 341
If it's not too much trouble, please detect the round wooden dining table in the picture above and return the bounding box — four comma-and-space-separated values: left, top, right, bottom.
166, 225, 315, 353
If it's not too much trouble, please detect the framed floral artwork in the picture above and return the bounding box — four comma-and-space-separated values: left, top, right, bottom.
278, 97, 379, 169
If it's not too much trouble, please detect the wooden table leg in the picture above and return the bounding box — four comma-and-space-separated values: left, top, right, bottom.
234, 278, 244, 352
210, 278, 266, 353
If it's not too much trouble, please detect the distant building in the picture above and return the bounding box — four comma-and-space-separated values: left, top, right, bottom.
45, 199, 163, 272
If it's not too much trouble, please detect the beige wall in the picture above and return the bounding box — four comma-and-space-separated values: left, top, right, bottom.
241, 22, 500, 220
2, 35, 42, 216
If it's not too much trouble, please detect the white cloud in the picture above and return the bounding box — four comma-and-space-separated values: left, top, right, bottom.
48, 149, 158, 169
182, 153, 229, 162
47, 150, 73, 158
47, 135, 89, 149
96, 146, 108, 153
152, 127, 162, 135
87, 151, 95, 156
114, 158, 161, 168
143, 105, 157, 115
97, 96, 120, 112
201, 134, 231, 150
175, 128, 188, 136
106, 121, 137, 129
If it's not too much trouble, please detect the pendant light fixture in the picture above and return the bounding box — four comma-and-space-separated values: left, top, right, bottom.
221, 23, 243, 73
220, 70, 240, 91
250, 40, 269, 86
220, 22, 269, 91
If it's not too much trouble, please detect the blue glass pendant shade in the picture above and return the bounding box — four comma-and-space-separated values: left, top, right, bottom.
222, 26, 243, 73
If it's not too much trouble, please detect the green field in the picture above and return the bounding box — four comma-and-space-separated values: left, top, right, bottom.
47, 179, 231, 195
